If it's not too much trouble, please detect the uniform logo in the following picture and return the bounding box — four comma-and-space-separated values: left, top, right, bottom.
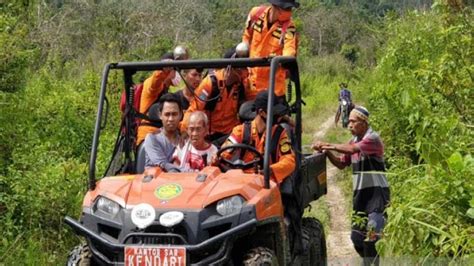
279, 137, 291, 154
155, 183, 183, 200
199, 90, 208, 101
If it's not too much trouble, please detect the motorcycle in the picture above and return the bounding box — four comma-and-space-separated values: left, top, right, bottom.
341, 99, 350, 128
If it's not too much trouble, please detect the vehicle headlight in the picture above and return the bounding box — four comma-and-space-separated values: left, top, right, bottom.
216, 195, 245, 216
95, 196, 121, 217
131, 203, 156, 229
342, 99, 348, 105
159, 211, 184, 228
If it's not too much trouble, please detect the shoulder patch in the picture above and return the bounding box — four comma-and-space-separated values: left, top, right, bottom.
199, 90, 209, 101
279, 136, 292, 154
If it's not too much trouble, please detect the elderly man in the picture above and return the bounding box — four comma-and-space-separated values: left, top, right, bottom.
172, 111, 217, 172
312, 106, 390, 266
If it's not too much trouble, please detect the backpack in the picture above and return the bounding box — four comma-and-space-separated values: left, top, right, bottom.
204, 74, 246, 112
120, 83, 143, 113
119, 83, 164, 135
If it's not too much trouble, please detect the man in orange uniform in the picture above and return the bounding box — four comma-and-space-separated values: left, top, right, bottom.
182, 49, 248, 146
242, 0, 299, 100
136, 53, 178, 145
222, 90, 295, 184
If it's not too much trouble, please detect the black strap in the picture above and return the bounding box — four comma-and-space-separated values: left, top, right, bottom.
270, 125, 285, 164
242, 121, 252, 146
204, 74, 220, 112
239, 121, 252, 160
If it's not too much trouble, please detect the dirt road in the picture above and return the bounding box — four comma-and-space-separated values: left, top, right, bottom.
312, 117, 359, 264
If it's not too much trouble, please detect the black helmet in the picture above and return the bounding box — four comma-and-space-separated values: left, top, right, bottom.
268, 0, 300, 9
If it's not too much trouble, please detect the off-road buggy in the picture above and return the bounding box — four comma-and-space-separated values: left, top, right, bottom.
65, 56, 327, 265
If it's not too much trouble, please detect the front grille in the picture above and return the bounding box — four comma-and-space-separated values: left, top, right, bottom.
124, 233, 187, 245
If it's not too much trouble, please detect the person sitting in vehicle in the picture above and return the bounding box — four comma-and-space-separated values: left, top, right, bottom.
220, 90, 295, 184
136, 51, 186, 145
181, 47, 249, 147
173, 68, 203, 111
172, 111, 218, 172
143, 93, 183, 172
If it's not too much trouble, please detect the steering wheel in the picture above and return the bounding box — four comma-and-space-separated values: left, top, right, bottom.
216, 143, 263, 172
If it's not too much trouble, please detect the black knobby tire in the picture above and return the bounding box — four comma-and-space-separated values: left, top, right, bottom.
242, 247, 279, 266
67, 243, 92, 266
301, 217, 327, 266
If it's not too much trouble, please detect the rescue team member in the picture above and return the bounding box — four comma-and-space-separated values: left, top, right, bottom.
137, 51, 186, 145
173, 68, 203, 111
221, 90, 295, 184
242, 0, 299, 99
143, 93, 183, 172
172, 111, 218, 172
312, 106, 390, 266
181, 48, 248, 146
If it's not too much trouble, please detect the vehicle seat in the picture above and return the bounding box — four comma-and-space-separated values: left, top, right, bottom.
136, 142, 146, 174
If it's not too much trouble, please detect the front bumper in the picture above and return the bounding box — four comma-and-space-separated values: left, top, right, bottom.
65, 216, 257, 265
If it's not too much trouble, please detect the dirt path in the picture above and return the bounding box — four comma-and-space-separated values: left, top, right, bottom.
312, 117, 359, 263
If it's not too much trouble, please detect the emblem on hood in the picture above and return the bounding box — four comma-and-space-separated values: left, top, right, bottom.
155, 183, 183, 200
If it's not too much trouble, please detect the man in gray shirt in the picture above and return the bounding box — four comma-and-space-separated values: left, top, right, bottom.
144, 93, 183, 172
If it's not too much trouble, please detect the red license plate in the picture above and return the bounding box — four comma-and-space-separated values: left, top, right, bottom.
124, 246, 186, 266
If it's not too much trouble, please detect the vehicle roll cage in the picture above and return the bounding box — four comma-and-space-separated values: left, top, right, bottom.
89, 56, 302, 191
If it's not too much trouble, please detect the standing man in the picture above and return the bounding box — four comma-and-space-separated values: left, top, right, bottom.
143, 93, 183, 172
312, 106, 390, 266
242, 0, 299, 100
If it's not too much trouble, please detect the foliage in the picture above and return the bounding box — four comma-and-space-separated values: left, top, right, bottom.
1, 0, 472, 264
377, 153, 473, 259
366, 1, 474, 261
0, 5, 36, 92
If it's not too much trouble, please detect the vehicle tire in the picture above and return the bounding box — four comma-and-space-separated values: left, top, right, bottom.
242, 247, 278, 266
301, 217, 327, 266
67, 243, 92, 266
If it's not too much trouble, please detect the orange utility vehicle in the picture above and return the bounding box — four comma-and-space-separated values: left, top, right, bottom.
65, 56, 327, 265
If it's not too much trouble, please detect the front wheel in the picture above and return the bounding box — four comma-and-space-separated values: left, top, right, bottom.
301, 217, 327, 266
67, 243, 93, 266
242, 247, 278, 266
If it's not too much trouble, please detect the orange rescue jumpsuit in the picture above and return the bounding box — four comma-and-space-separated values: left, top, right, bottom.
223, 120, 295, 184
182, 69, 243, 136
136, 70, 171, 145
242, 6, 298, 99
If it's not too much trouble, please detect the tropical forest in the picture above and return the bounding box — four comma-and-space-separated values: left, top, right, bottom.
0, 0, 472, 264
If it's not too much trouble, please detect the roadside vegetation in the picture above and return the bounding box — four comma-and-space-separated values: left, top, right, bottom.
0, 0, 472, 264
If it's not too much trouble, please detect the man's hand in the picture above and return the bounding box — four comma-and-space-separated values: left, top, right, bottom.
312, 141, 336, 153
210, 154, 219, 166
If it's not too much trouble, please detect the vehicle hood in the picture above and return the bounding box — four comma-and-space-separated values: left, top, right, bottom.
84, 167, 266, 210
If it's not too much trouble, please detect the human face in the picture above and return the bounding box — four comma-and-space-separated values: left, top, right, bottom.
159, 102, 181, 133
185, 69, 202, 90
271, 5, 292, 23
187, 117, 208, 148
348, 113, 367, 138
